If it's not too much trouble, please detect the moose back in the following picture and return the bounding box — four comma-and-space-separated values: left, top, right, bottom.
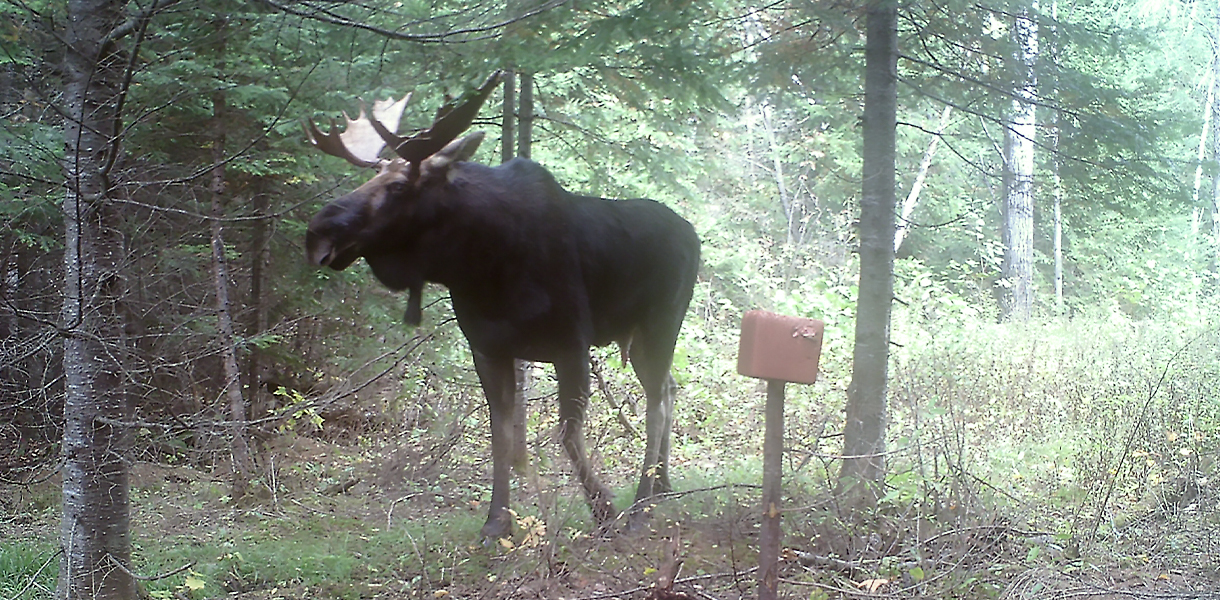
302, 73, 700, 539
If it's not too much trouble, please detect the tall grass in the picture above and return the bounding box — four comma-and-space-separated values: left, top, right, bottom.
0, 543, 58, 600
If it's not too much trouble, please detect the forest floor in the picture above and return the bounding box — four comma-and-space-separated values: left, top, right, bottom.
3, 432, 1218, 600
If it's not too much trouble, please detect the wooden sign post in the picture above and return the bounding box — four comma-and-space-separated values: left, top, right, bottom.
736, 310, 824, 600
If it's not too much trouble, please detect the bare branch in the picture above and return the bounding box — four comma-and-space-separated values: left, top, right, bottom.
104, 553, 197, 582
254, 0, 570, 43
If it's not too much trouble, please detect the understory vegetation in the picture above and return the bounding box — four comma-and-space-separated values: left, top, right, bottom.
4, 306, 1218, 599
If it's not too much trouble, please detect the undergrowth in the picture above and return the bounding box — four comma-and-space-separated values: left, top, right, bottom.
2, 314, 1218, 599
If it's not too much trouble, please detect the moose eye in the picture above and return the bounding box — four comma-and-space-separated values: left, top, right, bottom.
385, 181, 407, 196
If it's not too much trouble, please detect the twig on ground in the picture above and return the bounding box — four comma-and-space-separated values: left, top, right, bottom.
386, 491, 426, 529
104, 552, 196, 581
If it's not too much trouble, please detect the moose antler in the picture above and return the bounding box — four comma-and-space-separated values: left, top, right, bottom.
370, 70, 503, 163
304, 94, 412, 168
304, 71, 503, 168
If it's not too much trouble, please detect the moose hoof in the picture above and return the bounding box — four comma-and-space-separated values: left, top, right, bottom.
480, 510, 514, 545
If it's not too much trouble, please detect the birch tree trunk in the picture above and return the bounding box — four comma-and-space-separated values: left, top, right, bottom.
1191, 65, 1215, 240
1, 253, 18, 401
59, 0, 139, 597
894, 105, 952, 253
1051, 118, 1064, 307
1001, 1, 1039, 322
1194, 4, 1220, 243
760, 104, 795, 245
838, 0, 897, 505
501, 69, 516, 163
1211, 21, 1220, 247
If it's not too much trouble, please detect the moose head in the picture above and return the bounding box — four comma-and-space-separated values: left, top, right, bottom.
303, 71, 501, 325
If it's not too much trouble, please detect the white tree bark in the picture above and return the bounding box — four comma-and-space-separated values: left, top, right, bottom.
510, 72, 531, 472
1049, 0, 1064, 308
1212, 34, 1220, 246
1051, 125, 1063, 307
760, 103, 795, 245
1192, 61, 1216, 248
894, 105, 952, 253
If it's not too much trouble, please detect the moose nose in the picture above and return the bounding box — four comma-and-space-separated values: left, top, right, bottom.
305, 233, 335, 267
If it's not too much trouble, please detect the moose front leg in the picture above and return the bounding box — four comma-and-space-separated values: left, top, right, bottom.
472, 351, 518, 541
554, 355, 616, 529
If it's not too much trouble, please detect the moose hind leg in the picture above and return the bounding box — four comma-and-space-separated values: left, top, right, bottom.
472, 351, 518, 541
630, 341, 678, 505
554, 356, 616, 528
655, 372, 678, 494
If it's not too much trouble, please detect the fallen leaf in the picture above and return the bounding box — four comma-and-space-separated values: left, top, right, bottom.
854, 578, 889, 593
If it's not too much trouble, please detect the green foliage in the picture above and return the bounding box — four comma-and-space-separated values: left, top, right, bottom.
0, 113, 62, 251
7, 0, 1213, 442
273, 387, 326, 433
128, 513, 489, 599
0, 543, 57, 600
887, 305, 1220, 539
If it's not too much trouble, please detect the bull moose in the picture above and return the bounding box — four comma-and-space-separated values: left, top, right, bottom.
303, 72, 700, 539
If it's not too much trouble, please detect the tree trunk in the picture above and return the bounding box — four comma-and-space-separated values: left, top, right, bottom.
1, 252, 18, 399
894, 106, 951, 253
1051, 130, 1063, 307
59, 0, 139, 597
1048, 0, 1064, 308
1195, 13, 1220, 242
1211, 24, 1220, 248
245, 192, 270, 424
517, 71, 534, 159
1191, 65, 1215, 240
508, 71, 531, 472
501, 69, 516, 164
1001, 1, 1039, 322
760, 103, 795, 245
208, 31, 253, 499
838, 0, 897, 506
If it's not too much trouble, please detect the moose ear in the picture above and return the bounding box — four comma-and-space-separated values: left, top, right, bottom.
447, 130, 485, 162
419, 131, 485, 182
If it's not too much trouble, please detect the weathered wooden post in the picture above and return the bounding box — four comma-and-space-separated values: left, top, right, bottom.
737, 310, 824, 600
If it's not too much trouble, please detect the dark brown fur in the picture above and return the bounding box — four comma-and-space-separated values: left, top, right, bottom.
307, 135, 700, 538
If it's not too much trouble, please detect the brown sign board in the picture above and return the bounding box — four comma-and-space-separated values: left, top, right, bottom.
736, 310, 824, 384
